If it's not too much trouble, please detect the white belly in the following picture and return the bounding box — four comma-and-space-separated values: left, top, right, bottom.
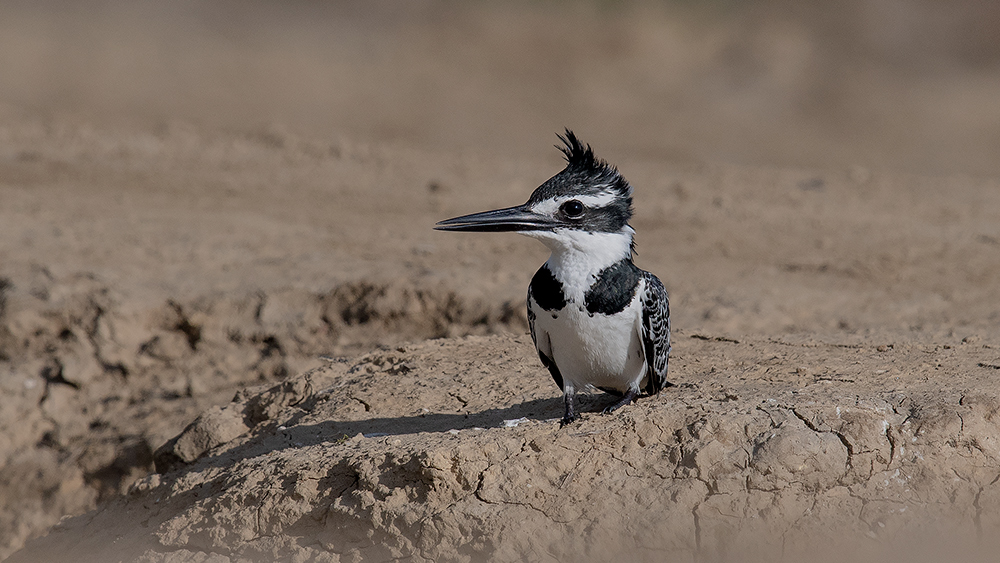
532, 295, 646, 393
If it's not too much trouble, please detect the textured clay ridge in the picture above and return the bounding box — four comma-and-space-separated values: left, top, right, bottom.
10, 332, 1000, 562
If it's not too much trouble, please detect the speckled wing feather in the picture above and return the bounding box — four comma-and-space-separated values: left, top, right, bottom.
527, 284, 538, 351
640, 271, 671, 394
527, 284, 564, 390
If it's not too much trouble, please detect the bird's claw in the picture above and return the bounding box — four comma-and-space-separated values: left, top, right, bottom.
601, 389, 639, 415
559, 414, 579, 427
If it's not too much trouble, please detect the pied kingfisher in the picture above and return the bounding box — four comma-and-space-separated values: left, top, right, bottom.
435, 130, 671, 425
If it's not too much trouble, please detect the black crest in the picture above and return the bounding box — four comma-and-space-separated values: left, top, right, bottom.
528, 129, 633, 210
552, 129, 631, 199
556, 130, 601, 171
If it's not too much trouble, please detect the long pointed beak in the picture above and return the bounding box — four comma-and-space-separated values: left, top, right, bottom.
434, 204, 556, 232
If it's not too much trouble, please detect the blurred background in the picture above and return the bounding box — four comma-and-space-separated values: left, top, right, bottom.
3, 3, 1000, 558
1, 0, 999, 176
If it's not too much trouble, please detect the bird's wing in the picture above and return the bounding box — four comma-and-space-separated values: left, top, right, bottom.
527, 287, 563, 390
640, 271, 671, 394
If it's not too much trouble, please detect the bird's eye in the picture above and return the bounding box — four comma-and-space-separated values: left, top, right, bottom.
561, 200, 585, 218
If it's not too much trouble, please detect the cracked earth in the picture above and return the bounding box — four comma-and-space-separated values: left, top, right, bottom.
4, 117, 1000, 561
12, 333, 1000, 562
5, 2, 1000, 560
4, 116, 1000, 561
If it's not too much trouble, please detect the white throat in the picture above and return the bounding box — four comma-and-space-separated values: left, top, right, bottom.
524, 227, 635, 299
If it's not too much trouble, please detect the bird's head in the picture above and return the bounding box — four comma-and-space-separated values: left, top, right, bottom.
435, 130, 635, 257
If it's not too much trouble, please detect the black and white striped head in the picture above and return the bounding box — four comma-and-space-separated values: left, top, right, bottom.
524, 131, 633, 234
435, 130, 635, 243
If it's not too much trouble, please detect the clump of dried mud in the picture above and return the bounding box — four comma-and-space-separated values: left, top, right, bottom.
10, 333, 1000, 562
2, 40, 1000, 555
3, 115, 1000, 560
0, 269, 521, 560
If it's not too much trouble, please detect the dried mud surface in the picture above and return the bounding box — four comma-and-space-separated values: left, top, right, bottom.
3, 2, 1000, 560
11, 334, 1000, 563
3, 120, 1000, 561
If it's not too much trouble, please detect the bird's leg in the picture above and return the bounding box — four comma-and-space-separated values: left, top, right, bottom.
560, 387, 578, 426
602, 388, 640, 415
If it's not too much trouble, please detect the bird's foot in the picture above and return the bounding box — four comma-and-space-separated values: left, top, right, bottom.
602, 388, 640, 415
559, 414, 579, 427
559, 391, 578, 426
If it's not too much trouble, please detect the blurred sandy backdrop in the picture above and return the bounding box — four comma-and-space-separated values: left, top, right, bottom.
4, 2, 1000, 560
1, 0, 999, 176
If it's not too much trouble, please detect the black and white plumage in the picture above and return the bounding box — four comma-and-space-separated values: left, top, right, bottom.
435, 130, 671, 424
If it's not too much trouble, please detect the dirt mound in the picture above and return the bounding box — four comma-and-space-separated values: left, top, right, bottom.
4, 1, 1000, 558
10, 333, 1000, 562
2, 118, 1000, 560
0, 268, 522, 560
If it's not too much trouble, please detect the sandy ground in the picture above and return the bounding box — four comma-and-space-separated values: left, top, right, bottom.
13, 333, 1000, 562
3, 1, 1000, 561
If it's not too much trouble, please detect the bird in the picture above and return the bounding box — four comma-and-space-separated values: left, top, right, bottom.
435, 130, 671, 425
